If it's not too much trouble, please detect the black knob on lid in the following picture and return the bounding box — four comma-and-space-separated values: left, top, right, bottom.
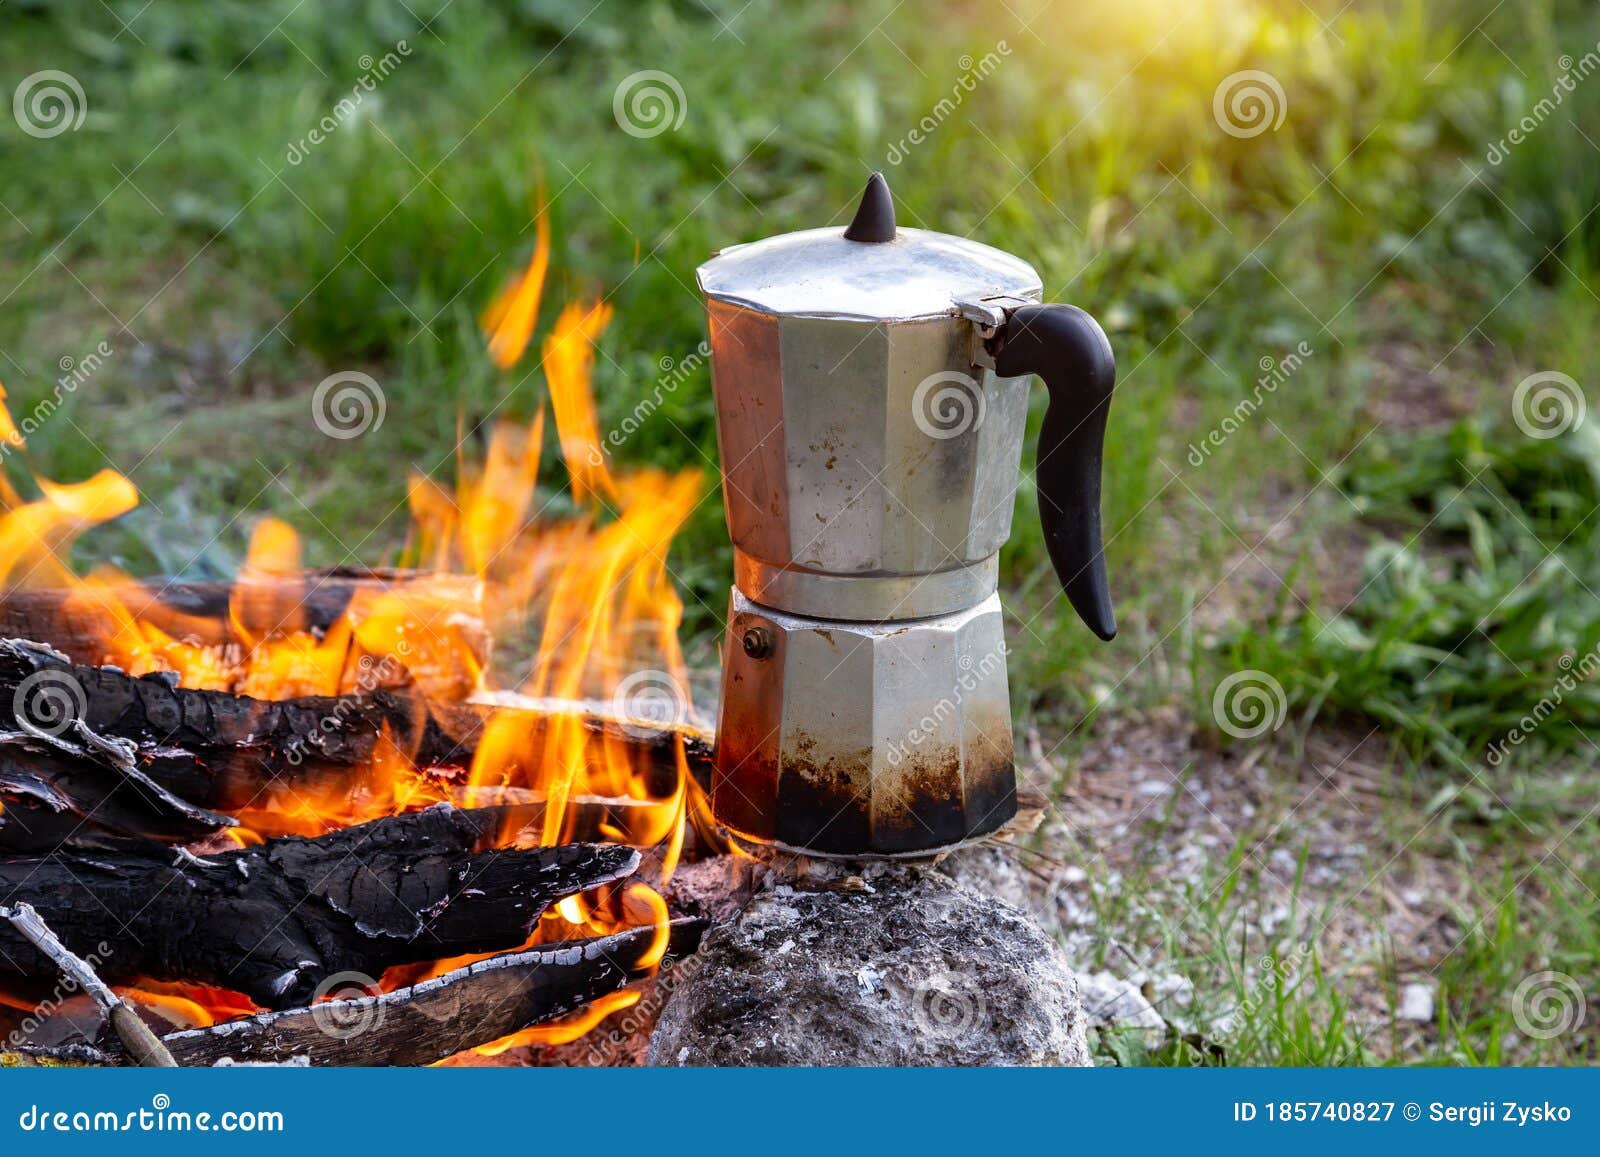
843, 172, 896, 242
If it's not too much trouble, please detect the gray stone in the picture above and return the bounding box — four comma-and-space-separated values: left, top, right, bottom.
647, 863, 1090, 1066
937, 843, 1050, 927
1077, 970, 1166, 1035
1398, 982, 1435, 1023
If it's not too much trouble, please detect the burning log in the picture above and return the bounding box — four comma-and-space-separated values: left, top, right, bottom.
8, 920, 704, 1067
0, 902, 177, 1067
0, 722, 234, 851
0, 637, 469, 778
0, 637, 709, 783
0, 638, 711, 849
0, 804, 640, 1009
0, 569, 491, 700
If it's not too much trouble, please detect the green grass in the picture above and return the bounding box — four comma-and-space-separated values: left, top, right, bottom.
1229, 419, 1600, 768
2, 0, 1598, 1065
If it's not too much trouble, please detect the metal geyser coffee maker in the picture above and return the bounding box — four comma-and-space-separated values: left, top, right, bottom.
699, 174, 1117, 857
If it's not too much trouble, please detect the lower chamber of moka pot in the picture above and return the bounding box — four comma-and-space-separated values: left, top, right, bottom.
713, 588, 1018, 859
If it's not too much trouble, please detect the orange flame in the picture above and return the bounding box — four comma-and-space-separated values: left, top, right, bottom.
470, 988, 642, 1056
482, 210, 551, 370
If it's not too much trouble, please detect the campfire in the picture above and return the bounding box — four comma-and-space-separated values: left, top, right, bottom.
2, 177, 1106, 1070
0, 212, 715, 1066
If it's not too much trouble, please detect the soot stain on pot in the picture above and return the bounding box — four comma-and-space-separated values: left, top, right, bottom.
759, 730, 1016, 854
775, 733, 873, 853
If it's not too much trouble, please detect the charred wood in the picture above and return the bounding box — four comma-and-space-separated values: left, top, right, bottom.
0, 804, 639, 1009
0, 639, 711, 849
10, 920, 703, 1067
0, 721, 233, 851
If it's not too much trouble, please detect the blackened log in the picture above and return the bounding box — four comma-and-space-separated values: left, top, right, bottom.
0, 804, 639, 1009
0, 638, 461, 776
0, 902, 177, 1066
13, 920, 705, 1067
0, 638, 712, 818
0, 724, 233, 852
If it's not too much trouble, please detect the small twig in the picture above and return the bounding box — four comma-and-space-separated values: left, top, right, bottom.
0, 902, 177, 1067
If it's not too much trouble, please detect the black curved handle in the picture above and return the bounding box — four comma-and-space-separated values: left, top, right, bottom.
993, 303, 1117, 641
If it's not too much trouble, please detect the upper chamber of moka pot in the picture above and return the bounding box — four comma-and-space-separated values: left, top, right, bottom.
695, 173, 1045, 624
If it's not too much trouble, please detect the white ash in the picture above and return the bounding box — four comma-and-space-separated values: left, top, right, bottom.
648, 857, 1090, 1067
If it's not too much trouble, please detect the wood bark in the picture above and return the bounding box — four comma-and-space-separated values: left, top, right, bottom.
7, 920, 704, 1067
0, 638, 713, 849
0, 804, 640, 1009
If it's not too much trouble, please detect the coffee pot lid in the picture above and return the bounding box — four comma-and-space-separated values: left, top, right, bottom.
696, 173, 1042, 322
